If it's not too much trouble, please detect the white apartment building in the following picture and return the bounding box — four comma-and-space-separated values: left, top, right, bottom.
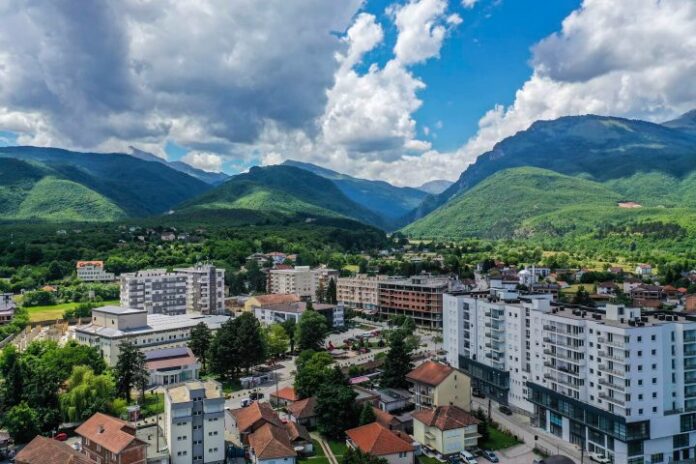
254, 301, 344, 328
73, 305, 229, 366
268, 266, 338, 300
174, 264, 225, 314
76, 260, 115, 282
337, 274, 397, 313
444, 289, 696, 464
165, 380, 225, 464
120, 269, 188, 315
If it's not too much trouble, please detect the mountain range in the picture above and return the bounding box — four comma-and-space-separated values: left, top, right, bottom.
1, 109, 695, 240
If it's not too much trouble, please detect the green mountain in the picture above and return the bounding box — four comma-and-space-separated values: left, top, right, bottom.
0, 146, 211, 218
0, 158, 125, 221
175, 165, 388, 229
663, 110, 696, 136
282, 160, 427, 228
416, 179, 453, 195
128, 146, 229, 185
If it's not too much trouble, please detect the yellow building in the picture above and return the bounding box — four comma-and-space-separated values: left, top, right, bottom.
406, 360, 471, 411
412, 405, 481, 455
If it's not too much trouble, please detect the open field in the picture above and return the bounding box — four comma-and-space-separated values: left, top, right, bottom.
26, 300, 119, 322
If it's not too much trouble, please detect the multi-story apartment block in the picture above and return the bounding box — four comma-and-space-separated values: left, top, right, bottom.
378, 275, 460, 328
174, 264, 225, 314
268, 266, 338, 300
337, 275, 396, 313
74, 305, 229, 366
445, 288, 696, 464
77, 260, 115, 282
120, 269, 188, 315
165, 380, 225, 464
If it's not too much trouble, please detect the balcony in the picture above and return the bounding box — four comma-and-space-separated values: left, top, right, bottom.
598, 364, 625, 377
599, 392, 626, 406
598, 337, 626, 349
598, 351, 626, 363
598, 378, 625, 391
543, 324, 557, 332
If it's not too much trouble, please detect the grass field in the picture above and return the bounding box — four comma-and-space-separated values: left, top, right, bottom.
327, 439, 348, 458
26, 300, 119, 322
298, 440, 330, 464
481, 425, 522, 450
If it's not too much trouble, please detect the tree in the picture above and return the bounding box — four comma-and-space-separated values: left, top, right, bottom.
296, 310, 328, 351
115, 341, 148, 402
189, 322, 212, 371
359, 402, 377, 425
315, 366, 358, 438
60, 366, 116, 422
265, 324, 290, 359
572, 285, 595, 307
208, 319, 240, 380
327, 279, 337, 305
0, 345, 23, 408
2, 402, 40, 443
343, 447, 388, 464
281, 318, 297, 353
294, 350, 333, 399
234, 312, 267, 372
316, 281, 326, 303
474, 408, 490, 445
381, 330, 413, 389
208, 314, 266, 379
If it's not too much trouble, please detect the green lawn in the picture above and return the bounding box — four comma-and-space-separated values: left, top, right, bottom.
481, 425, 522, 450
140, 393, 165, 417
298, 440, 330, 464
328, 439, 348, 457
26, 300, 119, 322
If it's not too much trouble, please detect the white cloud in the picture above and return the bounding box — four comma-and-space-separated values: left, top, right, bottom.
461, 0, 478, 8
181, 152, 224, 172
391, 0, 454, 65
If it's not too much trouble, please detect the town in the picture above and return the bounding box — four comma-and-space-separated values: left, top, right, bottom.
2, 245, 696, 464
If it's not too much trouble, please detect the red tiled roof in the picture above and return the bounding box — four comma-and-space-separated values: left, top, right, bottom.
346, 422, 413, 456
284, 421, 311, 443
75, 413, 145, 455
16, 436, 95, 464
286, 396, 316, 419
230, 402, 282, 433
372, 407, 399, 428
406, 360, 454, 386
271, 386, 300, 402
248, 423, 297, 460
76, 261, 104, 267
249, 294, 301, 307
412, 405, 480, 431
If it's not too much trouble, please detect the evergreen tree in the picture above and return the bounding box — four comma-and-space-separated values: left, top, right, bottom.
316, 281, 326, 303
381, 330, 413, 389
327, 279, 337, 305
0, 345, 23, 409
359, 402, 377, 425
234, 312, 267, 372
295, 309, 328, 351
208, 319, 240, 380
189, 322, 212, 371
315, 366, 358, 438
115, 341, 148, 402
281, 318, 297, 353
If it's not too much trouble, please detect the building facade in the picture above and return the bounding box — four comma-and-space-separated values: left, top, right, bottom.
337, 274, 389, 313
253, 301, 344, 328
444, 289, 696, 464
145, 347, 201, 387
268, 266, 338, 300
75, 413, 147, 464
378, 276, 459, 328
406, 360, 472, 411
0, 293, 15, 325
174, 264, 225, 314
120, 269, 189, 315
164, 380, 225, 464
77, 261, 115, 282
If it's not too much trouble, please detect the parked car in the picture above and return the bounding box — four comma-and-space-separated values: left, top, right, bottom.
589, 453, 611, 464
240, 398, 254, 407
481, 450, 499, 463
54, 432, 69, 442
460, 450, 478, 464
498, 404, 513, 415
249, 392, 265, 400
472, 388, 485, 398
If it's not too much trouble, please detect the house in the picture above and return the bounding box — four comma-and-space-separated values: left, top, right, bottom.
226, 402, 283, 445
247, 423, 297, 464
15, 435, 96, 464
270, 386, 300, 407
372, 407, 411, 433
243, 294, 301, 312
412, 405, 480, 456
623, 278, 643, 294
375, 388, 411, 413
686, 294, 696, 312
406, 360, 471, 411
610, 267, 624, 275
352, 385, 380, 406
144, 347, 200, 387
161, 232, 176, 241
75, 412, 148, 464
283, 421, 314, 454
287, 396, 317, 428
0, 293, 15, 325
635, 264, 653, 276
630, 284, 664, 308
246, 253, 270, 267
346, 422, 414, 464
596, 282, 617, 296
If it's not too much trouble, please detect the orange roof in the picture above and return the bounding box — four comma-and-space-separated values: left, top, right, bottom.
284, 421, 311, 443
15, 436, 95, 464
271, 386, 300, 402
412, 405, 480, 431
346, 422, 413, 456
406, 360, 454, 386
75, 413, 145, 454
372, 407, 399, 428
287, 397, 316, 419
248, 423, 297, 460
249, 294, 301, 307
230, 402, 282, 433
76, 261, 104, 267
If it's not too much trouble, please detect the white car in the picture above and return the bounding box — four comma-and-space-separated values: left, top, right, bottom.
460, 450, 478, 464
589, 453, 611, 464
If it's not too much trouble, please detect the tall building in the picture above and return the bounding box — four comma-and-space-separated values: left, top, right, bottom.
444, 288, 696, 464
378, 275, 460, 328
164, 380, 225, 464
337, 274, 393, 313
120, 269, 188, 315
174, 264, 225, 314
268, 266, 338, 300
77, 260, 115, 282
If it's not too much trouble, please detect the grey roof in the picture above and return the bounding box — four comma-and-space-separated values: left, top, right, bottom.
75, 313, 230, 338
93, 305, 146, 315
145, 346, 192, 360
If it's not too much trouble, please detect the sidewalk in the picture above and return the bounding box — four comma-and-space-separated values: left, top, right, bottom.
311, 432, 339, 464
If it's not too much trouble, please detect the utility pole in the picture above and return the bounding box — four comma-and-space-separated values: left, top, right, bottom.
487, 398, 492, 420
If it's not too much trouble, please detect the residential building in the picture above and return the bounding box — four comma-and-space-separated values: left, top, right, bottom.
378, 275, 461, 329
174, 264, 225, 314
406, 360, 471, 411
373, 407, 409, 433
164, 380, 225, 464
145, 347, 200, 387
597, 282, 617, 296
243, 294, 301, 312
254, 301, 344, 328
270, 386, 300, 407
635, 264, 653, 276
686, 294, 696, 312
337, 274, 394, 313
120, 269, 189, 315
247, 423, 297, 464
374, 388, 411, 413
73, 305, 229, 366
76, 412, 147, 464
77, 260, 115, 282
287, 397, 317, 428
630, 284, 664, 308
411, 406, 480, 455
444, 288, 696, 464
16, 436, 95, 464
268, 266, 338, 300
345, 422, 414, 464
226, 402, 283, 446
0, 293, 15, 325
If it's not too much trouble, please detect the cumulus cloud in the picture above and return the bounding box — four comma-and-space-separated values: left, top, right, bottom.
391, 0, 454, 65
461, 0, 478, 8
181, 152, 224, 172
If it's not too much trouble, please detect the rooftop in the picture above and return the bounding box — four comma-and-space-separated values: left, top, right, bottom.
15, 436, 94, 464
248, 294, 302, 306
406, 360, 454, 386
229, 401, 282, 433
412, 405, 480, 431
93, 305, 146, 316
145, 347, 198, 371
248, 423, 296, 460
270, 386, 300, 402
346, 422, 414, 456
166, 380, 223, 403
75, 313, 230, 337
286, 396, 316, 419
75, 412, 145, 454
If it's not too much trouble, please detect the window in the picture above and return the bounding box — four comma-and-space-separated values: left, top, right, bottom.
651, 453, 664, 463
